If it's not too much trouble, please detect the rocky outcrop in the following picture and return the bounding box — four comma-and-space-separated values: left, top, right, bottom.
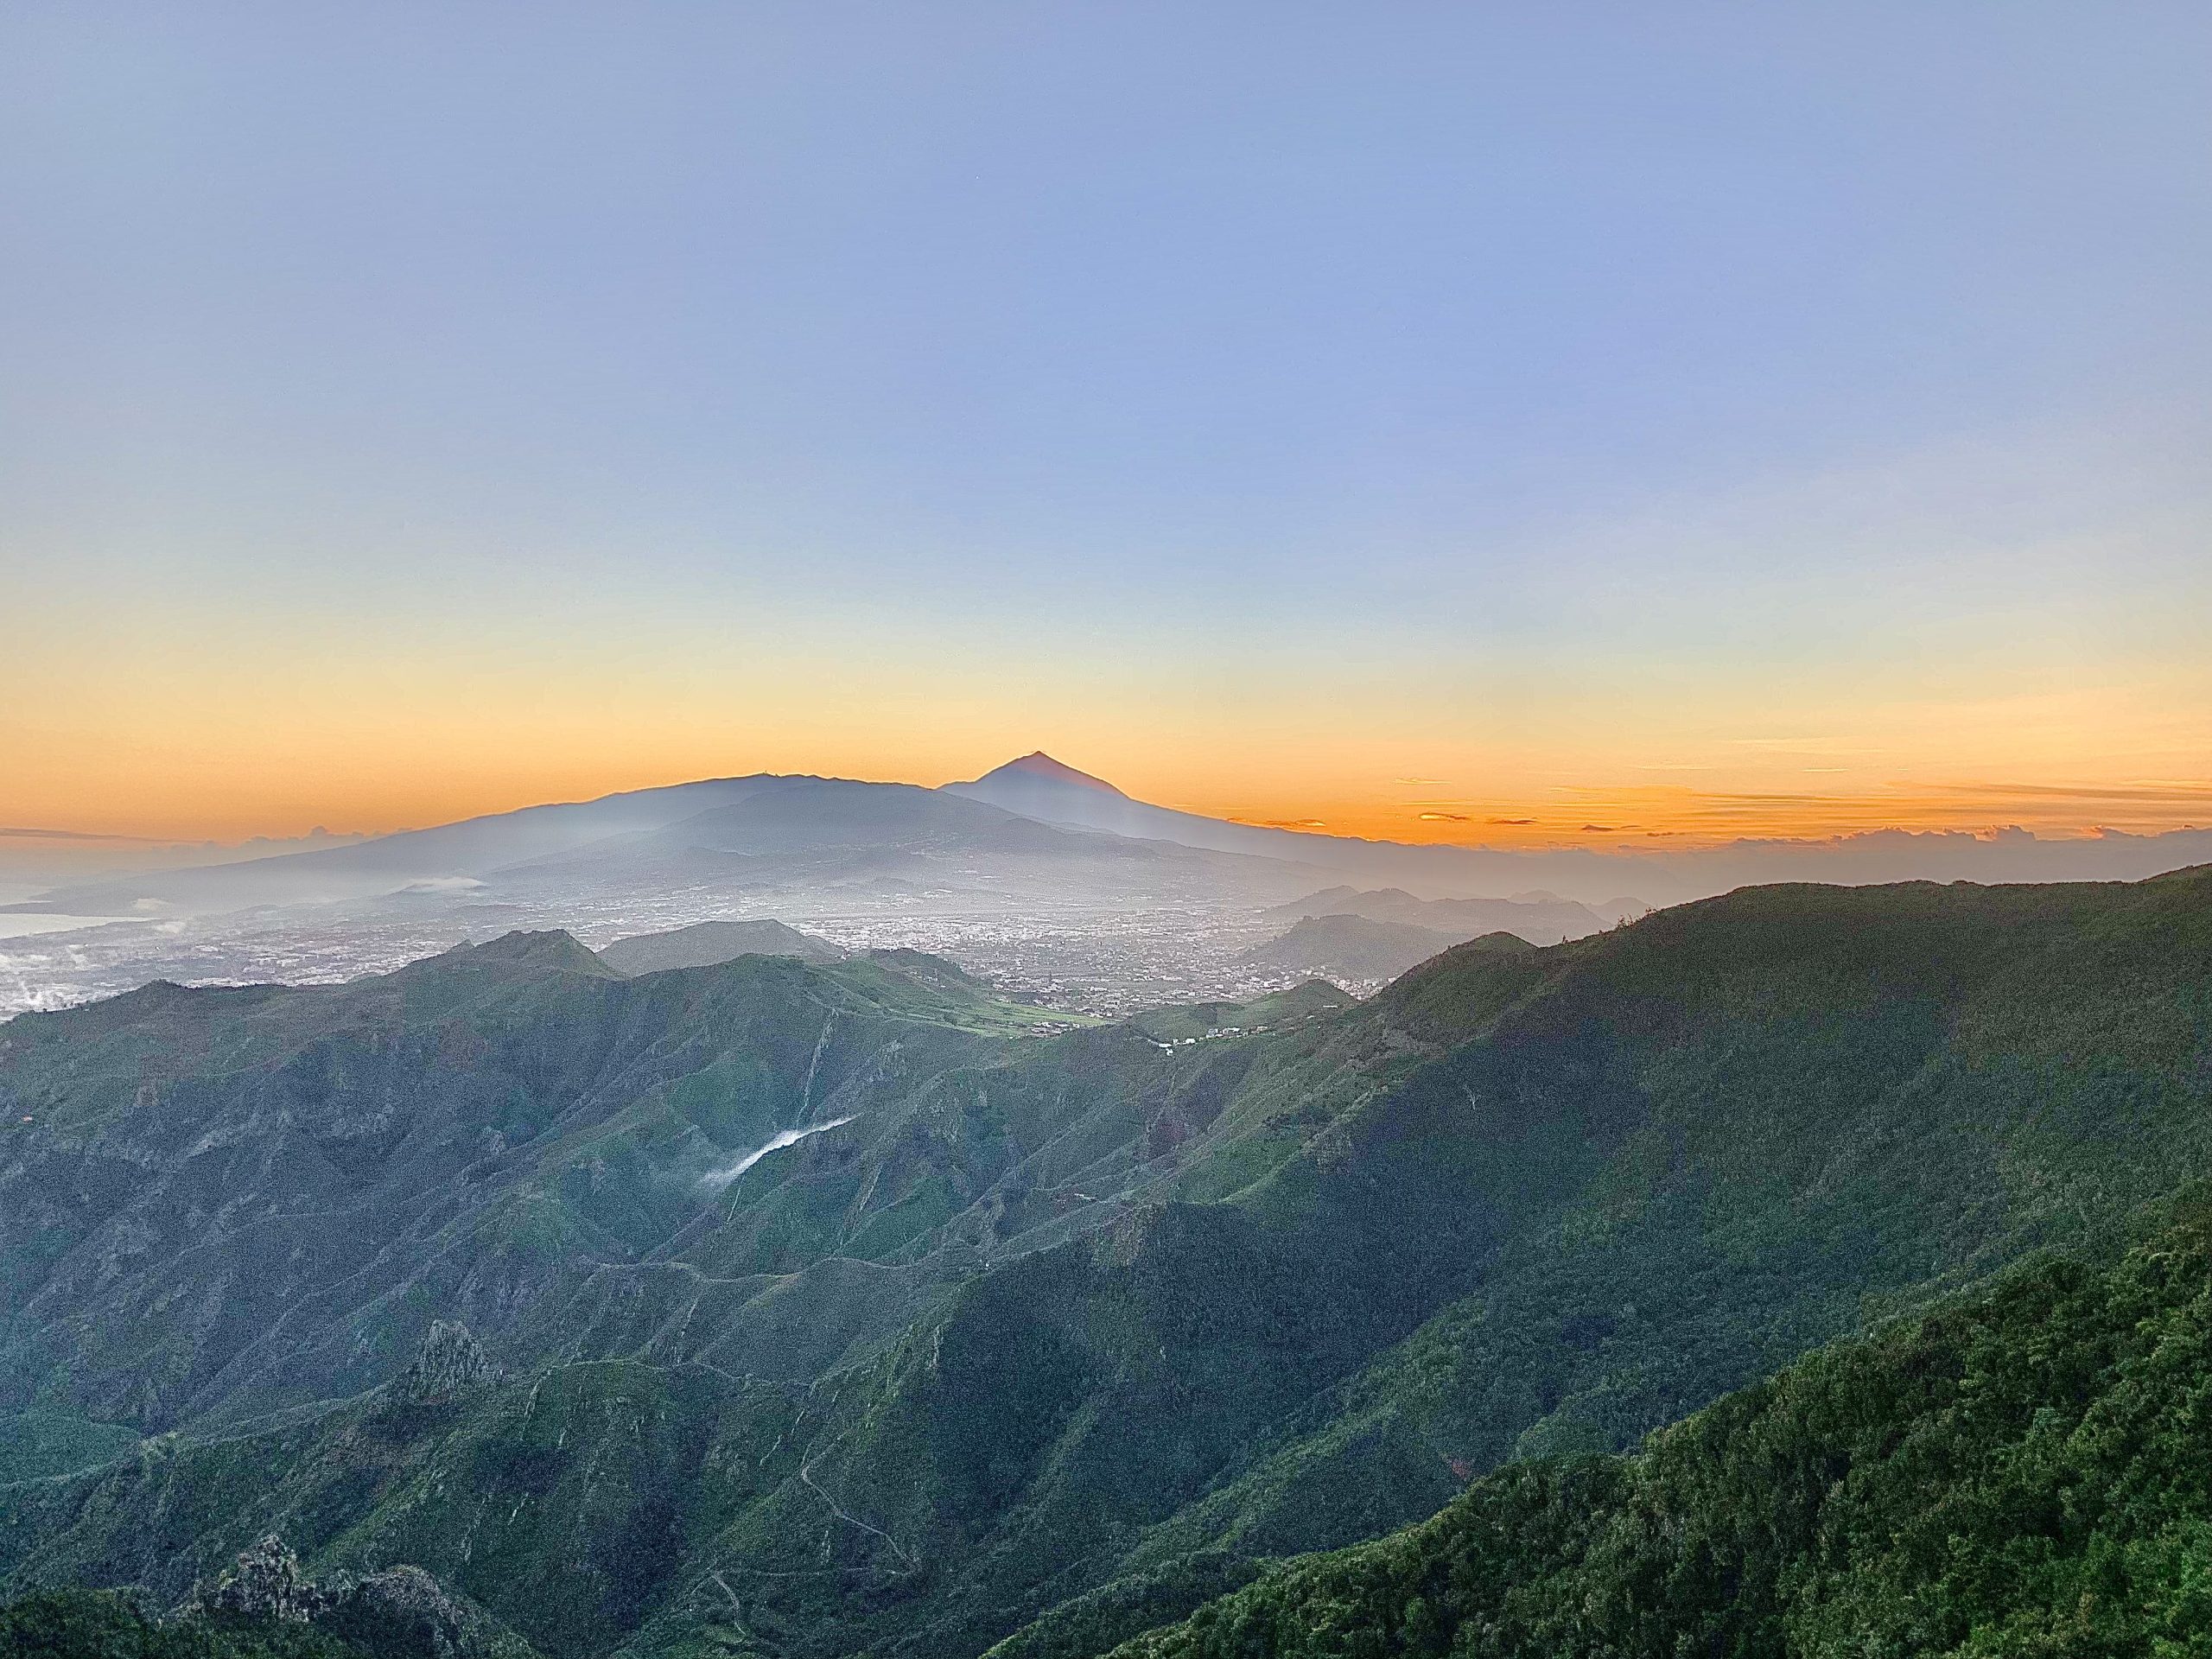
181, 1535, 537, 1657
186, 1533, 320, 1623
397, 1319, 497, 1402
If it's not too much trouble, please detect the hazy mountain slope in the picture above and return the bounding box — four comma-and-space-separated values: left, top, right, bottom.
515, 781, 1083, 867
952, 758, 2212, 901
10, 777, 810, 918
944, 758, 1637, 896
10, 771, 1332, 931
1236, 914, 1476, 982
1071, 1192, 2212, 1659
1265, 886, 1624, 943
23, 758, 2212, 941
486, 779, 1331, 914
596, 918, 843, 974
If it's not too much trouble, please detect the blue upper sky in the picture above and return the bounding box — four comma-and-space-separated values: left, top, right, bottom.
3, 3, 2208, 840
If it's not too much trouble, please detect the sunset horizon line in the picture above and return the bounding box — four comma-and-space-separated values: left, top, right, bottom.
9, 750, 2209, 858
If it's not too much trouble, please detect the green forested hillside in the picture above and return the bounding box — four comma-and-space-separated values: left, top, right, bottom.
0, 1534, 543, 1659
0, 935, 1116, 1434
925, 873, 2212, 1659
2, 872, 2209, 1659
1083, 1192, 2212, 1659
0, 1591, 365, 1659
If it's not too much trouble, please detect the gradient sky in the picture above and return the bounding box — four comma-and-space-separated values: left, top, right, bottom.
4, 3, 2209, 847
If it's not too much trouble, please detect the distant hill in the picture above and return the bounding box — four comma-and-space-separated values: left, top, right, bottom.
19, 753, 2212, 949
458, 779, 1176, 898
596, 918, 843, 975
1267, 885, 1637, 944
945, 757, 1621, 893
9, 774, 809, 917
1236, 913, 1470, 982
1126, 979, 1356, 1044
966, 752, 1131, 799
3, 772, 1297, 928
442, 928, 622, 979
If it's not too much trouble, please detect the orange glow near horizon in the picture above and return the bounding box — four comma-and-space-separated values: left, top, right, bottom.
9, 712, 2209, 855
7, 575, 2208, 853
7, 4, 2210, 871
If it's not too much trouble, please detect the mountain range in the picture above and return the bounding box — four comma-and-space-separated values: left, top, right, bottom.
27, 753, 1618, 926
14, 752, 2210, 1024
1235, 914, 1525, 985
4, 866, 2210, 1659
16, 753, 2212, 927
1264, 885, 1647, 938
0, 756, 1638, 1020
9, 771, 1282, 922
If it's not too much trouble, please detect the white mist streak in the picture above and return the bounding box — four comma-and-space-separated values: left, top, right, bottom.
702, 1116, 854, 1189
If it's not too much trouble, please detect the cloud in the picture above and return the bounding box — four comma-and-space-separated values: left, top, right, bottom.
1418, 810, 1469, 822
0, 826, 168, 843
1924, 781, 2212, 804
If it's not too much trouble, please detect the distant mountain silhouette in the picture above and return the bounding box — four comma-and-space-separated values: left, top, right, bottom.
16, 754, 2212, 950
11, 774, 810, 916
1238, 913, 1531, 982
946, 754, 1395, 865
596, 918, 843, 975
945, 756, 1670, 895
949, 757, 2212, 899
1237, 913, 1459, 980
10, 774, 1293, 924
969, 751, 1129, 796
1267, 886, 1637, 944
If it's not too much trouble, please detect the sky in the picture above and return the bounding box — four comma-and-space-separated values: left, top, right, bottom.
3, 3, 2209, 848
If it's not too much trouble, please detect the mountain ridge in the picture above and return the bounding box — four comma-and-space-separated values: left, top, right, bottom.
16, 758, 2212, 931
5, 868, 2209, 1659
